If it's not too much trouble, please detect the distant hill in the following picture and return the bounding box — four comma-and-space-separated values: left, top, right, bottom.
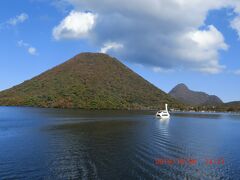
225, 101, 240, 106
216, 101, 240, 112
169, 83, 223, 106
0, 53, 182, 110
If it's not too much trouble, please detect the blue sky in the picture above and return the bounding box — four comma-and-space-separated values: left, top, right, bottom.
0, 0, 240, 102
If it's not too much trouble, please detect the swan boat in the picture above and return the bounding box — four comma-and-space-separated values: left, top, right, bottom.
156, 104, 170, 119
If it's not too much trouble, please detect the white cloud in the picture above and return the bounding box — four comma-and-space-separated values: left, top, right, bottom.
53, 10, 97, 40
100, 42, 123, 53
17, 40, 29, 47
7, 13, 28, 26
152, 67, 174, 73
0, 13, 28, 29
231, 15, 240, 39
186, 26, 228, 51
234, 69, 240, 75
54, 0, 240, 73
17, 40, 38, 56
175, 25, 228, 73
51, 0, 71, 13
28, 47, 37, 55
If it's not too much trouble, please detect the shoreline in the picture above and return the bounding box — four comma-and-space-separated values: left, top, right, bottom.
0, 105, 239, 114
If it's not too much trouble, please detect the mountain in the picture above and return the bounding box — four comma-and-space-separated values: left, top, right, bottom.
225, 101, 240, 106
217, 101, 240, 112
0, 53, 182, 110
169, 83, 223, 106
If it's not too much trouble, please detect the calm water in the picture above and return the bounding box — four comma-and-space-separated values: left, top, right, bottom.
0, 107, 240, 179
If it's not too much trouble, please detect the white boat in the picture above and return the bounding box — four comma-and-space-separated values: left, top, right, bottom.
156, 104, 170, 119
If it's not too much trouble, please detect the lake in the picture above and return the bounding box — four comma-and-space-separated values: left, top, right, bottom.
0, 107, 240, 179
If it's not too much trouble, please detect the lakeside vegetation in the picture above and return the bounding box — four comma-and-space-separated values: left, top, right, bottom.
173, 103, 240, 113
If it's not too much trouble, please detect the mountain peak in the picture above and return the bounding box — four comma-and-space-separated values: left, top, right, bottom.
169, 83, 223, 106
74, 52, 111, 59
173, 83, 189, 90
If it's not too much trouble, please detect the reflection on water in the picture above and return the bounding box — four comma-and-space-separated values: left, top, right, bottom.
159, 117, 170, 124
0, 107, 240, 179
